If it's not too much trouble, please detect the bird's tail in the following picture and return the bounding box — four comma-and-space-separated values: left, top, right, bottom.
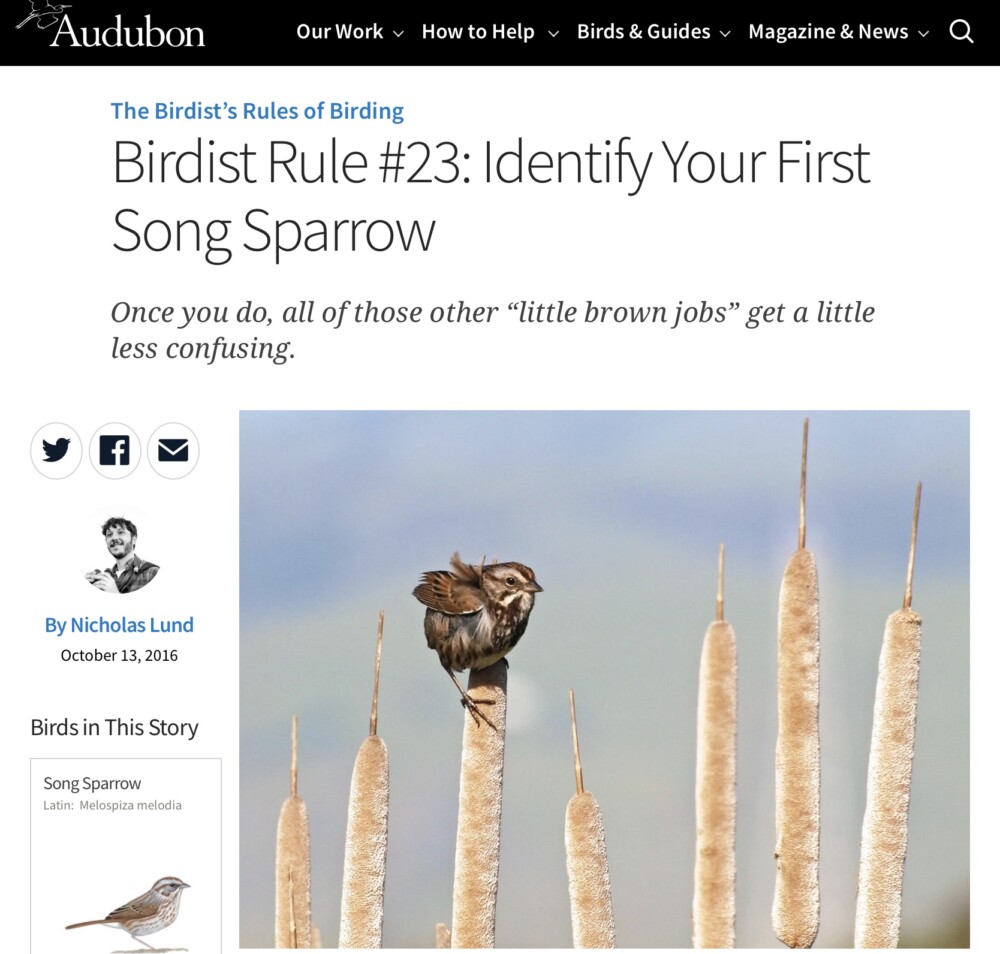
65, 919, 111, 929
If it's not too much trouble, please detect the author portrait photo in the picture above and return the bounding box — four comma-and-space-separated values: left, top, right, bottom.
85, 516, 159, 594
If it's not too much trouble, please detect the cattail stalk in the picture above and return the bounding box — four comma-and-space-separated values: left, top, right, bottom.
339, 612, 390, 948
565, 689, 616, 948
773, 419, 820, 948
276, 716, 312, 948
694, 545, 737, 948
451, 660, 507, 948
854, 484, 923, 948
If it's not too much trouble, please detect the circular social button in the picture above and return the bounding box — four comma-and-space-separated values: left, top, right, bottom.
90, 423, 141, 479
31, 423, 82, 478
147, 423, 199, 479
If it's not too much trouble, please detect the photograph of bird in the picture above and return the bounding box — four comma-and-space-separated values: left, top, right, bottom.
414, 553, 542, 727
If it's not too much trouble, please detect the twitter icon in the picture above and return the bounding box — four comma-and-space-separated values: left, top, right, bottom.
42, 436, 71, 462
32, 423, 82, 478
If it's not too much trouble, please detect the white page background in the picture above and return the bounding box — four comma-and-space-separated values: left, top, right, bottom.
3, 65, 987, 949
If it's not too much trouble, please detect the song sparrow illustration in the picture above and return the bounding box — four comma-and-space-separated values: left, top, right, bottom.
65, 875, 190, 949
414, 553, 542, 727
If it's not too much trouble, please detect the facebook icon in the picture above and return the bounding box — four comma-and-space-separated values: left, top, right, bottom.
99, 435, 130, 466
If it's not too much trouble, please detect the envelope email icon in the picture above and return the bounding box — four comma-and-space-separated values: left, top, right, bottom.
158, 438, 189, 462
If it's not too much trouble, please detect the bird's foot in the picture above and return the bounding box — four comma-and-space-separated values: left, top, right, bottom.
461, 696, 498, 731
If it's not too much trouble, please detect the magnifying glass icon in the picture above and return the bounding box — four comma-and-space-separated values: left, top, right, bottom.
949, 19, 974, 43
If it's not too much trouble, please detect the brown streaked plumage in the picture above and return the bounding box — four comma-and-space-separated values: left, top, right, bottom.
414, 553, 542, 727
65, 876, 189, 949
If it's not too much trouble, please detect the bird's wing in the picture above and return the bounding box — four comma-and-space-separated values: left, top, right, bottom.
42, 439, 57, 453
413, 571, 483, 614
105, 899, 159, 921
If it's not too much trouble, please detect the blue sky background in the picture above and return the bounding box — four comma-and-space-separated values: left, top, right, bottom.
240, 411, 968, 947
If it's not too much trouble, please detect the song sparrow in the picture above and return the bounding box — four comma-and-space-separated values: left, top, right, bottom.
414, 553, 542, 727
65, 875, 190, 949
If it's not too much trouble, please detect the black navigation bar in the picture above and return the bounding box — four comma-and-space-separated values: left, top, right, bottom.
4, 5, 997, 65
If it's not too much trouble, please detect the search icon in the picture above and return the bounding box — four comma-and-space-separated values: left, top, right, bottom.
949, 19, 974, 43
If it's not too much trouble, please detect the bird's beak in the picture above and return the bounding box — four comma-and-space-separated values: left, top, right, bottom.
528, 581, 543, 593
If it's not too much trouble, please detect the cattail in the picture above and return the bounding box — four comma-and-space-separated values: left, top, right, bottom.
276, 716, 312, 948
436, 923, 452, 947
855, 484, 923, 948
773, 419, 820, 949
694, 545, 737, 948
565, 689, 616, 948
339, 612, 390, 948
451, 659, 507, 948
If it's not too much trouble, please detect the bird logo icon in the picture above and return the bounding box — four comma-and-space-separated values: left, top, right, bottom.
42, 436, 71, 462
16, 2, 71, 30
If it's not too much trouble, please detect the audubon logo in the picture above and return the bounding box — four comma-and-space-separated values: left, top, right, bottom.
16, 3, 71, 29
16, 3, 205, 47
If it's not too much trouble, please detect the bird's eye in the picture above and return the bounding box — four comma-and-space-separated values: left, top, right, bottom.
505, 576, 516, 586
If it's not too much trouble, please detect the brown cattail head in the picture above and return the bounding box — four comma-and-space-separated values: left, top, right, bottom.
276, 716, 311, 948
566, 791, 616, 948
451, 660, 507, 948
855, 608, 921, 948
773, 545, 820, 949
855, 485, 924, 948
341, 615, 389, 948
339, 735, 389, 948
694, 604, 737, 949
565, 692, 615, 948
